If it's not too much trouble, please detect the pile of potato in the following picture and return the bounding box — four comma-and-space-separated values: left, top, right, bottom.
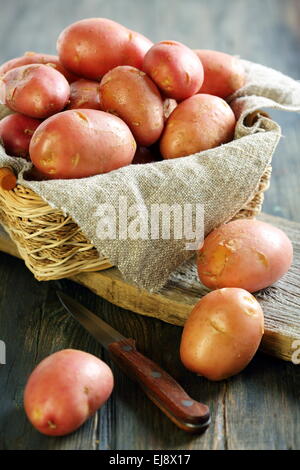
0, 17, 245, 178
181, 219, 293, 381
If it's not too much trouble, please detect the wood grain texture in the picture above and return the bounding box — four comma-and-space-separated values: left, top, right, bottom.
0, 251, 299, 450
0, 0, 300, 451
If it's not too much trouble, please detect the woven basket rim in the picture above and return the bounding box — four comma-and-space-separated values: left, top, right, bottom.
0, 161, 272, 281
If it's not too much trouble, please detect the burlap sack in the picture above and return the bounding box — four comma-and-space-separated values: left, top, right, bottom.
1, 60, 300, 291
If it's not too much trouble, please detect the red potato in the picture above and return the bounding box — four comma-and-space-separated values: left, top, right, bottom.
57, 18, 152, 80
195, 49, 245, 98
122, 30, 153, 69
197, 219, 293, 293
0, 113, 41, 158
66, 79, 101, 110
24, 349, 114, 436
0, 51, 79, 83
160, 93, 236, 159
29, 109, 136, 179
57, 18, 128, 80
143, 40, 204, 101
1, 64, 70, 119
180, 288, 264, 381
100, 66, 164, 146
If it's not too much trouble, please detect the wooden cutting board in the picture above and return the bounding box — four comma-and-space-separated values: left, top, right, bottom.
0, 213, 299, 363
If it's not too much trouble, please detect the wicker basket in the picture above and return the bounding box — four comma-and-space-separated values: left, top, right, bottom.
0, 164, 272, 281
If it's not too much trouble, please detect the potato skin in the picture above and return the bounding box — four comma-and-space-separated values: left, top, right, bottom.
160, 93, 236, 159
57, 19, 153, 80
180, 288, 264, 381
197, 219, 293, 292
24, 349, 114, 436
143, 40, 204, 101
66, 79, 101, 110
0, 51, 78, 83
122, 30, 153, 70
57, 18, 128, 80
57, 18, 150, 80
195, 49, 245, 98
0, 113, 41, 158
100, 66, 164, 146
29, 109, 136, 179
1, 64, 70, 119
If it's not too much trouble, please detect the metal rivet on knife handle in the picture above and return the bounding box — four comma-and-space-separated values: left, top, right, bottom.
108, 339, 210, 433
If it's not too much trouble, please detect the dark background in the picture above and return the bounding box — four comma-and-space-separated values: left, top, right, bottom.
0, 0, 299, 450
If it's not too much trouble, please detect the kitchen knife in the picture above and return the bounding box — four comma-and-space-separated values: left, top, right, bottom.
57, 291, 210, 433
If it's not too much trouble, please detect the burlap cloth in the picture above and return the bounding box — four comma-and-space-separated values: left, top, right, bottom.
1, 60, 300, 291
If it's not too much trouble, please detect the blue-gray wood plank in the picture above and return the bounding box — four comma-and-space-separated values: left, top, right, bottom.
0, 0, 299, 450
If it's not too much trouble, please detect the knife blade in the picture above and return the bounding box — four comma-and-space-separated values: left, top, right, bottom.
57, 291, 210, 433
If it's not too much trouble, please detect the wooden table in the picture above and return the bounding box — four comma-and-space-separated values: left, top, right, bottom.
0, 0, 300, 450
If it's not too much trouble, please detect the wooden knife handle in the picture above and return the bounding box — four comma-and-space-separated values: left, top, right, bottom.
0, 167, 17, 190
108, 339, 210, 433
